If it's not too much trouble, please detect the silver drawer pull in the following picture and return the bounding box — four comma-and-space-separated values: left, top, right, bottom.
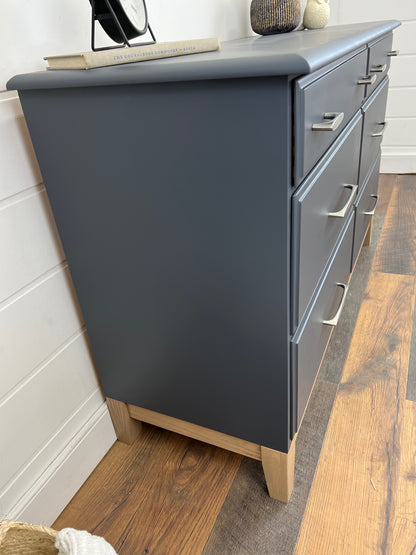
312, 112, 344, 132
358, 74, 377, 85
323, 283, 349, 327
328, 184, 358, 218
370, 63, 387, 72
388, 50, 399, 56
364, 194, 380, 216
371, 121, 387, 137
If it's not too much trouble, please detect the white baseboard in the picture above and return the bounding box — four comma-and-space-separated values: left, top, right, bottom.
381, 148, 416, 174
11, 402, 116, 526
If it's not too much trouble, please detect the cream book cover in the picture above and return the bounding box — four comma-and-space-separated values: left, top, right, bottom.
44, 38, 220, 70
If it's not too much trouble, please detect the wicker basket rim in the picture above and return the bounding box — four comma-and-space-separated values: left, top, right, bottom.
0, 519, 57, 544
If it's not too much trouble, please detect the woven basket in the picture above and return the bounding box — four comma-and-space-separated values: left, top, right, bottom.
0, 520, 58, 554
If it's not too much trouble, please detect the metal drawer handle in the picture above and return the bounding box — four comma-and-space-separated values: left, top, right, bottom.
323, 282, 349, 327
312, 112, 344, 132
358, 74, 377, 85
371, 121, 387, 137
364, 194, 380, 216
328, 184, 358, 218
388, 50, 399, 56
370, 63, 387, 73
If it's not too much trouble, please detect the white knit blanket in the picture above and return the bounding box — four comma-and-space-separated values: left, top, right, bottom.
55, 528, 117, 555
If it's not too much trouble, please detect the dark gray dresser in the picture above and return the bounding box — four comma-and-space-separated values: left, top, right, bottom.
8, 20, 400, 501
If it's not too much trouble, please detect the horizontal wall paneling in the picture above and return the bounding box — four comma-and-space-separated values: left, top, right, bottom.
392, 20, 416, 54
380, 147, 416, 173
0, 332, 104, 507
383, 118, 416, 147
0, 94, 42, 201
13, 404, 116, 526
387, 88, 416, 117
388, 55, 416, 88
0, 187, 64, 303
0, 265, 86, 399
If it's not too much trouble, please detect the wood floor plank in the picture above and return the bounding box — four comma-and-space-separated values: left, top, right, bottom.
53, 424, 241, 554
373, 174, 416, 275
318, 211, 385, 385
295, 271, 416, 554
391, 400, 416, 553
376, 174, 396, 214
203, 380, 338, 555
406, 300, 416, 402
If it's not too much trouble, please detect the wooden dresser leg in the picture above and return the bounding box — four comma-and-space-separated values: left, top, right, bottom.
363, 219, 373, 246
261, 439, 296, 503
106, 397, 142, 444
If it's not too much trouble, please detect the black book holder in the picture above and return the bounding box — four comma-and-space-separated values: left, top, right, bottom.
90, 0, 156, 51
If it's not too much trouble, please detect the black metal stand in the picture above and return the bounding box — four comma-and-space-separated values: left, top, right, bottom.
91, 0, 156, 52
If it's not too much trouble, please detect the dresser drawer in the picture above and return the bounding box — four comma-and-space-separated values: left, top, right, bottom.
352, 152, 381, 269
365, 33, 393, 97
292, 214, 354, 430
359, 76, 389, 186
294, 49, 367, 184
292, 113, 361, 326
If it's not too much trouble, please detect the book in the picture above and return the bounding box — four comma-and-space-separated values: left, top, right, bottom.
44, 38, 220, 70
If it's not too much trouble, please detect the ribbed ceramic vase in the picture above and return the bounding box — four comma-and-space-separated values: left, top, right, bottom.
250, 0, 302, 35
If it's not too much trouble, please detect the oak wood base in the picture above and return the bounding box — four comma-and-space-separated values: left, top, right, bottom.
363, 218, 373, 246
106, 397, 142, 444
261, 442, 295, 503
106, 397, 295, 502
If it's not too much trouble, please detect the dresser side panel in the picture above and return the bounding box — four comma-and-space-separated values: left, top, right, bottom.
19, 77, 293, 452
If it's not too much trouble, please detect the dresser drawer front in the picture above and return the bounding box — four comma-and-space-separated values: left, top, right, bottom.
365, 33, 393, 97
359, 76, 389, 186
352, 152, 381, 268
295, 49, 367, 184
292, 214, 354, 429
292, 114, 361, 326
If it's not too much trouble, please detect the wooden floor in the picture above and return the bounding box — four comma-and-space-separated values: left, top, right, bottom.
53, 174, 416, 554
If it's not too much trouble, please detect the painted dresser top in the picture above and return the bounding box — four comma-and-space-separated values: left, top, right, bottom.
7, 20, 399, 91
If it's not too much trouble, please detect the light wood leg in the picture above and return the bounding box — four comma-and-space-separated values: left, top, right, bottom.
261, 438, 296, 503
107, 397, 142, 444
363, 219, 373, 246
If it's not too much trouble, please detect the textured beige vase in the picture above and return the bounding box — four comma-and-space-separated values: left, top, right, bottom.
303, 0, 330, 29
251, 0, 302, 35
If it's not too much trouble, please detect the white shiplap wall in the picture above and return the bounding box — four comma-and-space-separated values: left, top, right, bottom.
329, 0, 416, 173
0, 95, 116, 525
0, 0, 252, 525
